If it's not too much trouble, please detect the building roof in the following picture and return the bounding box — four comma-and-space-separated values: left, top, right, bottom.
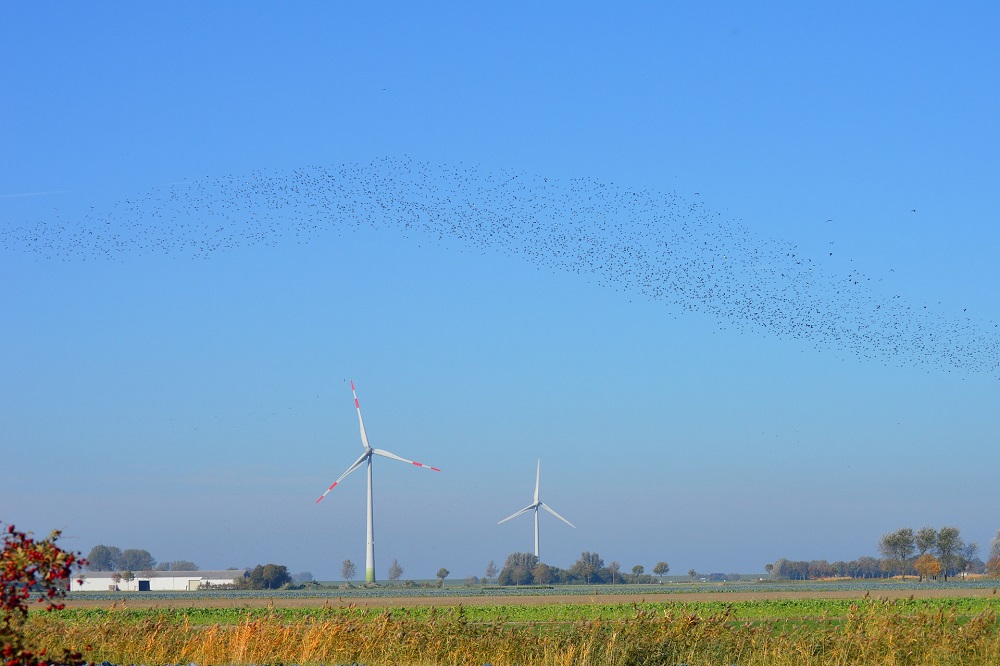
80, 569, 248, 579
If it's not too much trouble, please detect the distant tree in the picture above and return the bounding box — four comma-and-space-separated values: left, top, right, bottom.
110, 572, 122, 589
653, 561, 669, 582
436, 568, 450, 587
533, 562, 553, 585
388, 559, 403, 583
342, 559, 357, 583
914, 553, 941, 581
915, 527, 938, 556
987, 556, 1000, 578
120, 570, 135, 590
86, 545, 122, 571
119, 549, 156, 572
499, 552, 539, 585
248, 564, 291, 589
991, 530, 1000, 561
569, 552, 604, 584
959, 542, 979, 577
292, 571, 314, 583
156, 560, 198, 572
608, 561, 621, 585
935, 527, 964, 580
465, 575, 480, 586
485, 560, 499, 585
688, 568, 697, 581
765, 563, 774, 578
878, 528, 915, 579
631, 564, 644, 581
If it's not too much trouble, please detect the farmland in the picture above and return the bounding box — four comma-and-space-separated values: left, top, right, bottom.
25, 582, 1000, 665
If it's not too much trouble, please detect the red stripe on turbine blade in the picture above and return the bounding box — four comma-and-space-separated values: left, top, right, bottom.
328, 482, 338, 490
430, 467, 441, 472
350, 380, 354, 390
355, 398, 360, 408
315, 496, 325, 504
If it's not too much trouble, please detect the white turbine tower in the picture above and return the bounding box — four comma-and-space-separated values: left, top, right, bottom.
498, 460, 575, 559
315, 381, 440, 583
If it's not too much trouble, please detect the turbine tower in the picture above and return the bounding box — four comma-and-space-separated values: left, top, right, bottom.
498, 459, 574, 559
316, 381, 440, 582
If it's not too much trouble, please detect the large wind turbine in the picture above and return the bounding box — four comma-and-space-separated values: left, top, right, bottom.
498, 460, 574, 559
316, 381, 440, 583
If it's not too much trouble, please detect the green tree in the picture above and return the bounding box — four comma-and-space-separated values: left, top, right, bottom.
532, 562, 553, 585
608, 561, 621, 585
387, 559, 403, 583
499, 552, 539, 585
878, 528, 915, 579
688, 568, 697, 581
119, 548, 155, 572
342, 559, 357, 583
86, 544, 122, 571
248, 564, 291, 589
631, 564, 644, 581
935, 526, 964, 580
653, 561, 669, 581
569, 551, 604, 584
436, 568, 450, 587
915, 527, 938, 556
120, 570, 135, 590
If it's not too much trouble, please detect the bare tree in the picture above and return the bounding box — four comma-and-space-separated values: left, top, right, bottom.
387, 558, 403, 583
342, 559, 357, 583
485, 560, 499, 585
608, 561, 621, 585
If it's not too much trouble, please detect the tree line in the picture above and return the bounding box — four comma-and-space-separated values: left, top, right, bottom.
770, 527, 1000, 581
472, 552, 671, 586
85, 544, 197, 572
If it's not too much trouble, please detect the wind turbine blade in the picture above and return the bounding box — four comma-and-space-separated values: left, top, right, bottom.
315, 450, 370, 503
534, 459, 540, 503
540, 502, 576, 528
498, 504, 536, 524
373, 448, 441, 471
351, 380, 372, 449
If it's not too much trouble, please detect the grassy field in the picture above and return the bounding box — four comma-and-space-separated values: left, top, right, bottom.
24, 586, 1000, 665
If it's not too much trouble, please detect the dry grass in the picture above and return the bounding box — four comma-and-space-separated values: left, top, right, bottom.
25, 597, 1000, 665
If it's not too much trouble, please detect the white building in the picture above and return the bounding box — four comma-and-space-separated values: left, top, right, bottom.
74, 569, 249, 592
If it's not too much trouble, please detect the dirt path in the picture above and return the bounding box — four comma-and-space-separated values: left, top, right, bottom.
61, 587, 1000, 610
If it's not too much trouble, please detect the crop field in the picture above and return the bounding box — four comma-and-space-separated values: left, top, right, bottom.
25, 584, 1000, 665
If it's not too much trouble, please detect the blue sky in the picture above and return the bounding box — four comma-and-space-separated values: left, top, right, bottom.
2, 2, 998, 580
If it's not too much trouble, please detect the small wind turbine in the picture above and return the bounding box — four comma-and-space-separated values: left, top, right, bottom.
498, 459, 574, 559
316, 381, 440, 583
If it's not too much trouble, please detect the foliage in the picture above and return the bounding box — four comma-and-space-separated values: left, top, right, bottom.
915, 526, 938, 555
1, 523, 87, 666
569, 551, 604, 584
878, 527, 915, 579
85, 545, 122, 572
435, 568, 449, 582
156, 560, 198, 571
118, 549, 156, 572
936, 526, 964, 579
241, 564, 292, 590
653, 561, 669, 580
914, 553, 942, 580
986, 556, 1000, 578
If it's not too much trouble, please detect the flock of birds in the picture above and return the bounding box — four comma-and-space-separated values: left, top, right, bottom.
3, 156, 997, 377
